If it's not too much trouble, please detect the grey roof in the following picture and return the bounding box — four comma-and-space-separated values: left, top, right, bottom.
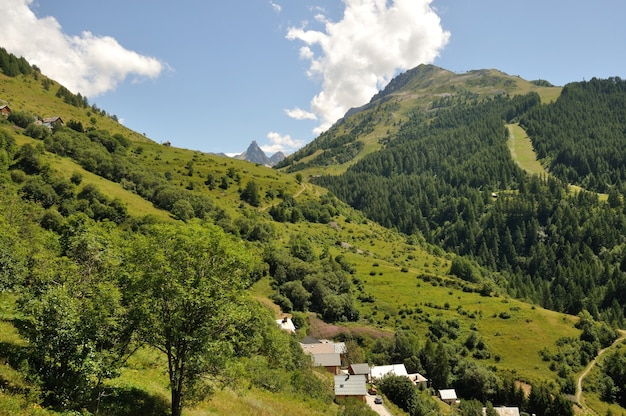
334, 374, 367, 396
300, 335, 320, 344
312, 353, 341, 367
439, 389, 458, 401
349, 363, 371, 375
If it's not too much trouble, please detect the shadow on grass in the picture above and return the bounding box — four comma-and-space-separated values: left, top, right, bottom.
95, 386, 170, 416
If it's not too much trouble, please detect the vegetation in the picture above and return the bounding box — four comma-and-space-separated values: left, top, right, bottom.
2, 58, 626, 415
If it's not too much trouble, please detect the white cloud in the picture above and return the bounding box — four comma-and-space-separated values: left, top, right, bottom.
0, 0, 164, 97
270, 1, 282, 13
262, 131, 306, 154
285, 107, 317, 120
287, 0, 450, 134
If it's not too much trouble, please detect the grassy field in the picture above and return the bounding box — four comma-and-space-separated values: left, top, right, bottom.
507, 123, 608, 201
507, 124, 548, 176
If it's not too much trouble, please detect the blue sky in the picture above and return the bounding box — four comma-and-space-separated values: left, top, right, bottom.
1, 0, 625, 155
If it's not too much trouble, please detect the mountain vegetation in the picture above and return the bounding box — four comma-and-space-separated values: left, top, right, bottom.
1, 50, 626, 416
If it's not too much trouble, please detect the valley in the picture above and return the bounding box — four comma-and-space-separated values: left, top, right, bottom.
1, 54, 626, 415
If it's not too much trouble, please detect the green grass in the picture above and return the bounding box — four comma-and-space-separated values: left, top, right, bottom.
507, 124, 548, 176
507, 123, 608, 201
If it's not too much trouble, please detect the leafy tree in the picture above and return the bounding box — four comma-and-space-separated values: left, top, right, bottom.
128, 223, 254, 416
241, 180, 261, 206
171, 199, 194, 222
7, 111, 35, 128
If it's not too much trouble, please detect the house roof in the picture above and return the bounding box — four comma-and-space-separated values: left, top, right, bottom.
311, 353, 341, 367
275, 317, 296, 333
349, 363, 371, 375
408, 372, 428, 383
334, 374, 367, 396
300, 335, 320, 344
300, 340, 346, 355
483, 407, 520, 416
439, 389, 458, 401
43, 116, 63, 124
370, 364, 408, 379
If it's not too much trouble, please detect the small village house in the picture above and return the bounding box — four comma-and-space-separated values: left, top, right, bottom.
347, 363, 370, 377
408, 372, 428, 389
438, 389, 459, 405
311, 353, 341, 374
275, 316, 296, 334
43, 116, 64, 128
334, 374, 367, 402
0, 105, 10, 116
370, 363, 408, 382
300, 337, 346, 375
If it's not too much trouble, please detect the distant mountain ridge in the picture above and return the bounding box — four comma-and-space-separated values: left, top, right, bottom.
234, 141, 285, 166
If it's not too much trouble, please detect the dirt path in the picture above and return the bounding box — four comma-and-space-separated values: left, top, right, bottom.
576, 330, 626, 411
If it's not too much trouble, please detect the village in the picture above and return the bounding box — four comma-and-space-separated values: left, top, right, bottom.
277, 317, 521, 416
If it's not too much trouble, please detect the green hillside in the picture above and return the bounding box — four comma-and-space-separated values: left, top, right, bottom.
0, 52, 623, 416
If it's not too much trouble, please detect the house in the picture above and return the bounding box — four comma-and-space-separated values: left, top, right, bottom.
438, 389, 459, 405
300, 339, 346, 355
348, 363, 370, 376
0, 105, 10, 116
311, 353, 342, 374
43, 116, 64, 128
300, 337, 347, 373
370, 364, 408, 382
275, 317, 296, 334
482, 407, 520, 416
334, 374, 367, 401
408, 372, 428, 388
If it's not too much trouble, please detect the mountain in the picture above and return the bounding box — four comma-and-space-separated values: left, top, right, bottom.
234, 140, 285, 166
1, 50, 625, 416
276, 64, 562, 175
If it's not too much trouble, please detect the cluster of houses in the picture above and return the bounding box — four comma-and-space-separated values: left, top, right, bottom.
276, 317, 520, 416
0, 104, 64, 129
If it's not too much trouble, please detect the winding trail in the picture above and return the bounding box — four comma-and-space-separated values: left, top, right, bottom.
576, 330, 626, 413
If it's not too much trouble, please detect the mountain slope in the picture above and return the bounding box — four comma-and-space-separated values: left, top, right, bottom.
0, 57, 622, 415
276, 64, 561, 176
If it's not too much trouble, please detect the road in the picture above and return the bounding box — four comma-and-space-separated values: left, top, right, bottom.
576, 330, 626, 410
365, 394, 394, 416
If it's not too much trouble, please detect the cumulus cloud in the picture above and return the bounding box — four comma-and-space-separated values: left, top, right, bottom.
285, 107, 317, 121
0, 0, 164, 97
263, 131, 306, 154
287, 0, 450, 134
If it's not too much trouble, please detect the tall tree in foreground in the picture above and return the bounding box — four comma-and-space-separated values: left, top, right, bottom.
130, 222, 254, 416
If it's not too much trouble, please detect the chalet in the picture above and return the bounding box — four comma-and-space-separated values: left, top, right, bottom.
370, 363, 408, 382
334, 374, 367, 402
482, 407, 520, 416
408, 372, 428, 389
300, 339, 346, 355
311, 353, 341, 374
438, 389, 459, 405
0, 105, 10, 116
43, 116, 64, 128
300, 337, 346, 374
275, 317, 296, 334
347, 363, 370, 377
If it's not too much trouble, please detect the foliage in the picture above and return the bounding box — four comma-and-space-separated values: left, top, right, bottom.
377, 374, 440, 416
127, 223, 256, 416
520, 77, 626, 193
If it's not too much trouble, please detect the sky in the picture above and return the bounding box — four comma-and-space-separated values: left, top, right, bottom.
1, 0, 625, 155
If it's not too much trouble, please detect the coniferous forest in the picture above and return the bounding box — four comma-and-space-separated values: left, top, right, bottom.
316, 80, 626, 325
